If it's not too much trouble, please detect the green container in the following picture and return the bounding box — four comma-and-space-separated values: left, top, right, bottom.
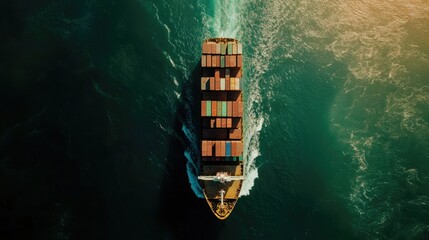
206, 101, 211, 116
217, 101, 222, 115
227, 43, 233, 55
221, 56, 225, 68
239, 155, 243, 161
222, 101, 227, 116
221, 44, 227, 55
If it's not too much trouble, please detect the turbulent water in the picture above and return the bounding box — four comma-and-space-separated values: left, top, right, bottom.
1, 0, 429, 239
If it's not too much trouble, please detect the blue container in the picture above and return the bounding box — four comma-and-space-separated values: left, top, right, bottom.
226, 141, 231, 157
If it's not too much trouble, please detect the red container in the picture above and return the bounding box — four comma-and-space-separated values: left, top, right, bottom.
237, 55, 242, 67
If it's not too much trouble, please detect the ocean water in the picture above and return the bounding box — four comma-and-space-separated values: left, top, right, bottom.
1, 0, 429, 239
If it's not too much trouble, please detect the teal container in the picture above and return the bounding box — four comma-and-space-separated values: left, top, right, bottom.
222, 101, 227, 116
206, 101, 211, 116
226, 142, 231, 157
227, 43, 233, 55
221, 44, 227, 55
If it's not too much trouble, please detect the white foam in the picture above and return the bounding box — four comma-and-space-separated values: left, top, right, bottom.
322, 0, 429, 233
162, 51, 176, 68
173, 77, 179, 87
173, 91, 181, 99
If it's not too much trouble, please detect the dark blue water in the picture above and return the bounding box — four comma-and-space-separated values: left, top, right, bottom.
1, 0, 429, 239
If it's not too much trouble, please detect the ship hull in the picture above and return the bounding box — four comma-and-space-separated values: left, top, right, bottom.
198, 38, 244, 220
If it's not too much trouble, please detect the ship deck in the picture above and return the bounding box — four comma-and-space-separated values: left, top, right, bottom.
201, 164, 243, 199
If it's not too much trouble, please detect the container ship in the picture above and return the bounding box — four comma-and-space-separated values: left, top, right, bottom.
198, 38, 244, 220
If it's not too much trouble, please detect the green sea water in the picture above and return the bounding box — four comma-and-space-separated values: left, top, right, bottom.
1, 0, 428, 239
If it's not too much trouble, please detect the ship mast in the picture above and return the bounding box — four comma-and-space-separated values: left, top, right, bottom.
219, 189, 225, 207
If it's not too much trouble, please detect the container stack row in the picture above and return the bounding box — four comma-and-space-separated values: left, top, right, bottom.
201, 101, 243, 117
202, 117, 241, 129
201, 55, 242, 68
202, 42, 242, 55
201, 77, 241, 91
201, 42, 242, 68
201, 140, 243, 157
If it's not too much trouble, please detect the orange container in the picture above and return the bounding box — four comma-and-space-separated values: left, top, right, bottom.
215, 141, 221, 157
227, 101, 232, 116
212, 101, 217, 117
210, 77, 215, 90
201, 101, 206, 117
212, 55, 217, 67
207, 54, 211, 67
210, 118, 216, 128
206, 141, 212, 156
220, 141, 225, 157
238, 102, 243, 116
216, 118, 221, 128
226, 118, 232, 128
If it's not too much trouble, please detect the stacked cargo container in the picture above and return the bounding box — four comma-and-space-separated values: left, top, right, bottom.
201, 39, 244, 162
